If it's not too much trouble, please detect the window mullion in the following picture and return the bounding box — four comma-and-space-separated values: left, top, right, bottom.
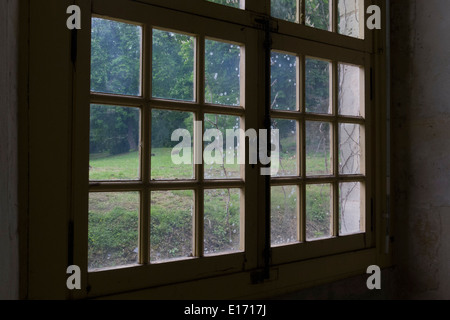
140, 25, 153, 265
299, 53, 306, 243
332, 0, 338, 33
332, 60, 340, 237
194, 35, 205, 258
140, 103, 151, 264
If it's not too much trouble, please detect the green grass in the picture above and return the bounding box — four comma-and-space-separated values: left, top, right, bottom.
151, 148, 194, 180
88, 148, 333, 268
90, 151, 140, 181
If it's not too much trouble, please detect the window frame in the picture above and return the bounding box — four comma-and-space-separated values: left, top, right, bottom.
46, 0, 388, 299
269, 31, 372, 265
73, 0, 261, 298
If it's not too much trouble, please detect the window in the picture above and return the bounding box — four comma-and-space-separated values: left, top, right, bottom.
65, 0, 384, 299
270, 0, 365, 39
89, 14, 249, 272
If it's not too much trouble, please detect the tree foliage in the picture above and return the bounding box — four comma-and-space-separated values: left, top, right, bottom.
90, 1, 330, 154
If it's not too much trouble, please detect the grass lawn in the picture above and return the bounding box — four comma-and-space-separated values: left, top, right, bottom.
88, 148, 335, 269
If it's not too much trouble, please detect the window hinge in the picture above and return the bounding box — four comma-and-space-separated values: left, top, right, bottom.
71, 29, 78, 66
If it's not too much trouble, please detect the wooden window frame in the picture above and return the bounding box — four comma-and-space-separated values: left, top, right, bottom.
73, 0, 261, 298
23, 0, 389, 300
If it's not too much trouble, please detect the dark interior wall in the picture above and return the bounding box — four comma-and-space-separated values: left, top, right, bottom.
390, 0, 450, 299
0, 0, 20, 300
1, 0, 449, 300
279, 0, 450, 300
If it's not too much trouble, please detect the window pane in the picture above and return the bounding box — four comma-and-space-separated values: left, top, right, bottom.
339, 123, 361, 174
204, 114, 241, 179
338, 0, 362, 38
207, 0, 241, 9
306, 184, 332, 241
89, 105, 140, 181
271, 52, 297, 111
271, 185, 298, 246
306, 121, 332, 176
151, 109, 194, 180
338, 63, 362, 116
305, 58, 331, 114
91, 18, 142, 96
204, 189, 241, 255
272, 119, 298, 177
152, 29, 195, 101
88, 192, 139, 270
150, 190, 194, 262
305, 0, 331, 31
340, 182, 363, 235
271, 0, 299, 23
205, 39, 241, 106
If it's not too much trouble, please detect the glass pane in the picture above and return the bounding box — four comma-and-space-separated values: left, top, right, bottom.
338, 0, 362, 38
205, 39, 241, 106
204, 114, 241, 179
305, 0, 331, 31
271, 185, 298, 246
91, 18, 142, 96
306, 121, 332, 176
152, 29, 195, 101
204, 189, 241, 255
271, 0, 299, 23
305, 58, 331, 114
306, 184, 332, 241
88, 192, 139, 270
340, 182, 363, 235
338, 63, 362, 116
339, 123, 361, 174
271, 52, 297, 111
89, 105, 140, 181
151, 110, 194, 180
150, 190, 194, 262
207, 0, 241, 9
271, 119, 298, 177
